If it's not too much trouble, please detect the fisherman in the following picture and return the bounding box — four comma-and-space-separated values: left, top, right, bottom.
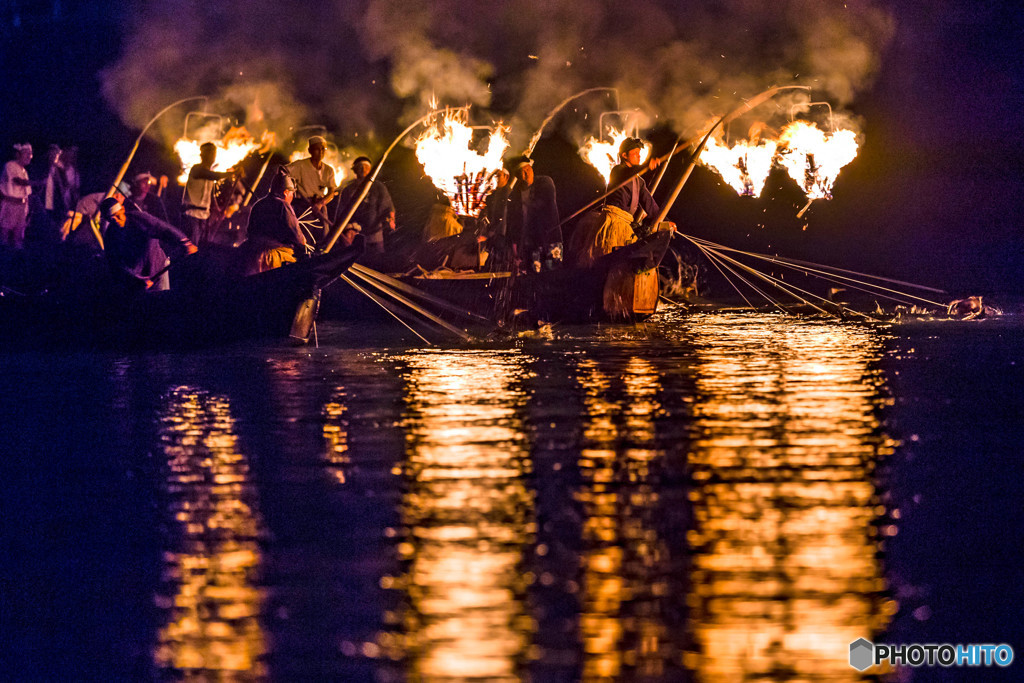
481, 167, 510, 237
336, 155, 394, 255
43, 144, 69, 228
240, 170, 308, 275
128, 172, 168, 220
181, 142, 234, 245
100, 195, 197, 291
285, 135, 338, 241
502, 154, 562, 272
568, 137, 660, 267
0, 143, 36, 249
61, 145, 81, 210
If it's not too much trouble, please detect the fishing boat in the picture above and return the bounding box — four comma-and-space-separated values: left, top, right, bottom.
0, 239, 364, 351
319, 227, 675, 331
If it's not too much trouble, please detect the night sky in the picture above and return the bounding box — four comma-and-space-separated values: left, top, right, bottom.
1, 0, 1021, 297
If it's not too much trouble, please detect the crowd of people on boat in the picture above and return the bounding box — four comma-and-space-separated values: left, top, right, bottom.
0, 134, 667, 296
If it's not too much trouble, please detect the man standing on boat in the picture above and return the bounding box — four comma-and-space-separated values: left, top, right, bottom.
336, 155, 394, 256
568, 137, 660, 267
241, 170, 308, 274
285, 135, 338, 242
0, 143, 36, 249
503, 154, 562, 272
101, 196, 197, 291
182, 142, 234, 245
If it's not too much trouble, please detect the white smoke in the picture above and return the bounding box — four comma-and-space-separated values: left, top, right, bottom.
101, 0, 895, 150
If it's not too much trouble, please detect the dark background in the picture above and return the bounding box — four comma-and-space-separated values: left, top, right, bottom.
1, 0, 1022, 296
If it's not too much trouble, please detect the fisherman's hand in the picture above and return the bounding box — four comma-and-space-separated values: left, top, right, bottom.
144, 279, 154, 290
185, 241, 199, 255
648, 157, 661, 171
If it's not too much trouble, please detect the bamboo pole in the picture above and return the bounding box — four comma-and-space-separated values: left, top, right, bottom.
321, 109, 440, 254
242, 151, 274, 207
106, 96, 207, 198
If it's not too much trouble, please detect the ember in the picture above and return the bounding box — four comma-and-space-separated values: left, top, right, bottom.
414, 110, 509, 218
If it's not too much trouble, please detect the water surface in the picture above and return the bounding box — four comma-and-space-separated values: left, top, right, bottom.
2, 311, 1021, 681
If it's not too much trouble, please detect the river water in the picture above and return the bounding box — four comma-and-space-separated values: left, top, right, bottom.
1, 310, 1021, 681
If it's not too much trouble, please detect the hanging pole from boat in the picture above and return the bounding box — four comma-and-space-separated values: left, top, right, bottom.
107, 96, 208, 199
686, 235, 947, 308
345, 268, 474, 341
321, 109, 440, 254
340, 274, 434, 344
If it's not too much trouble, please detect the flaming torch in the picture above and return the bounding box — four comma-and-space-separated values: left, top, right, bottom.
699, 135, 778, 198
414, 110, 510, 218
776, 121, 859, 217
579, 127, 651, 185
174, 126, 265, 184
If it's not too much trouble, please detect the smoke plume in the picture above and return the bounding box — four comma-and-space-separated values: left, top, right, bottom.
101, 0, 895, 152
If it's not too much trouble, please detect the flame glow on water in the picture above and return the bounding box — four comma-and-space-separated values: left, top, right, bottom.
414, 111, 509, 217
699, 121, 858, 202
174, 127, 263, 185
580, 128, 651, 185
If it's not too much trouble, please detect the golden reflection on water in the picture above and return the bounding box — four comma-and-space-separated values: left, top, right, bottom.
153, 386, 266, 678
685, 315, 894, 681
576, 356, 673, 680
390, 351, 534, 682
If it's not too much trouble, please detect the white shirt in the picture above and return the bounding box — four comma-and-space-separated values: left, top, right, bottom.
1, 161, 30, 201
285, 157, 337, 200
182, 169, 216, 219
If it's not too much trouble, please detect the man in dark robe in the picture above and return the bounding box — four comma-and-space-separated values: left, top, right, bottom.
503, 154, 562, 272
100, 196, 196, 291
241, 170, 308, 274
336, 156, 395, 255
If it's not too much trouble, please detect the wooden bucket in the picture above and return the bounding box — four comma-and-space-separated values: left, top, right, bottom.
602, 264, 659, 321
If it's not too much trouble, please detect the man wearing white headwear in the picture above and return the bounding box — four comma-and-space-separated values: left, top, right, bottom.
285, 135, 337, 240
0, 143, 35, 248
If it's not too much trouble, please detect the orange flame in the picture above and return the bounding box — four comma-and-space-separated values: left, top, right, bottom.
776, 121, 859, 200
579, 128, 651, 185
414, 111, 509, 217
699, 135, 778, 198
699, 121, 859, 201
174, 126, 264, 185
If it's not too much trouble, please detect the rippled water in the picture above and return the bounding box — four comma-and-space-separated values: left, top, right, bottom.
2, 311, 1022, 681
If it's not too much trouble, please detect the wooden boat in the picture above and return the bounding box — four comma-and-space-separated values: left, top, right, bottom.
0, 239, 364, 351
319, 227, 674, 327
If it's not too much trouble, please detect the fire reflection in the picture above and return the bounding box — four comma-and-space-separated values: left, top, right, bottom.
153, 386, 266, 677
576, 356, 678, 680
685, 316, 894, 681
391, 351, 533, 681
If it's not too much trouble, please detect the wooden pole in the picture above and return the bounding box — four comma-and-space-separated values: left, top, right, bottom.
321, 110, 439, 254
106, 96, 207, 199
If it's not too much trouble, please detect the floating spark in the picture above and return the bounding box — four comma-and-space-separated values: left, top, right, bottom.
414, 111, 509, 218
